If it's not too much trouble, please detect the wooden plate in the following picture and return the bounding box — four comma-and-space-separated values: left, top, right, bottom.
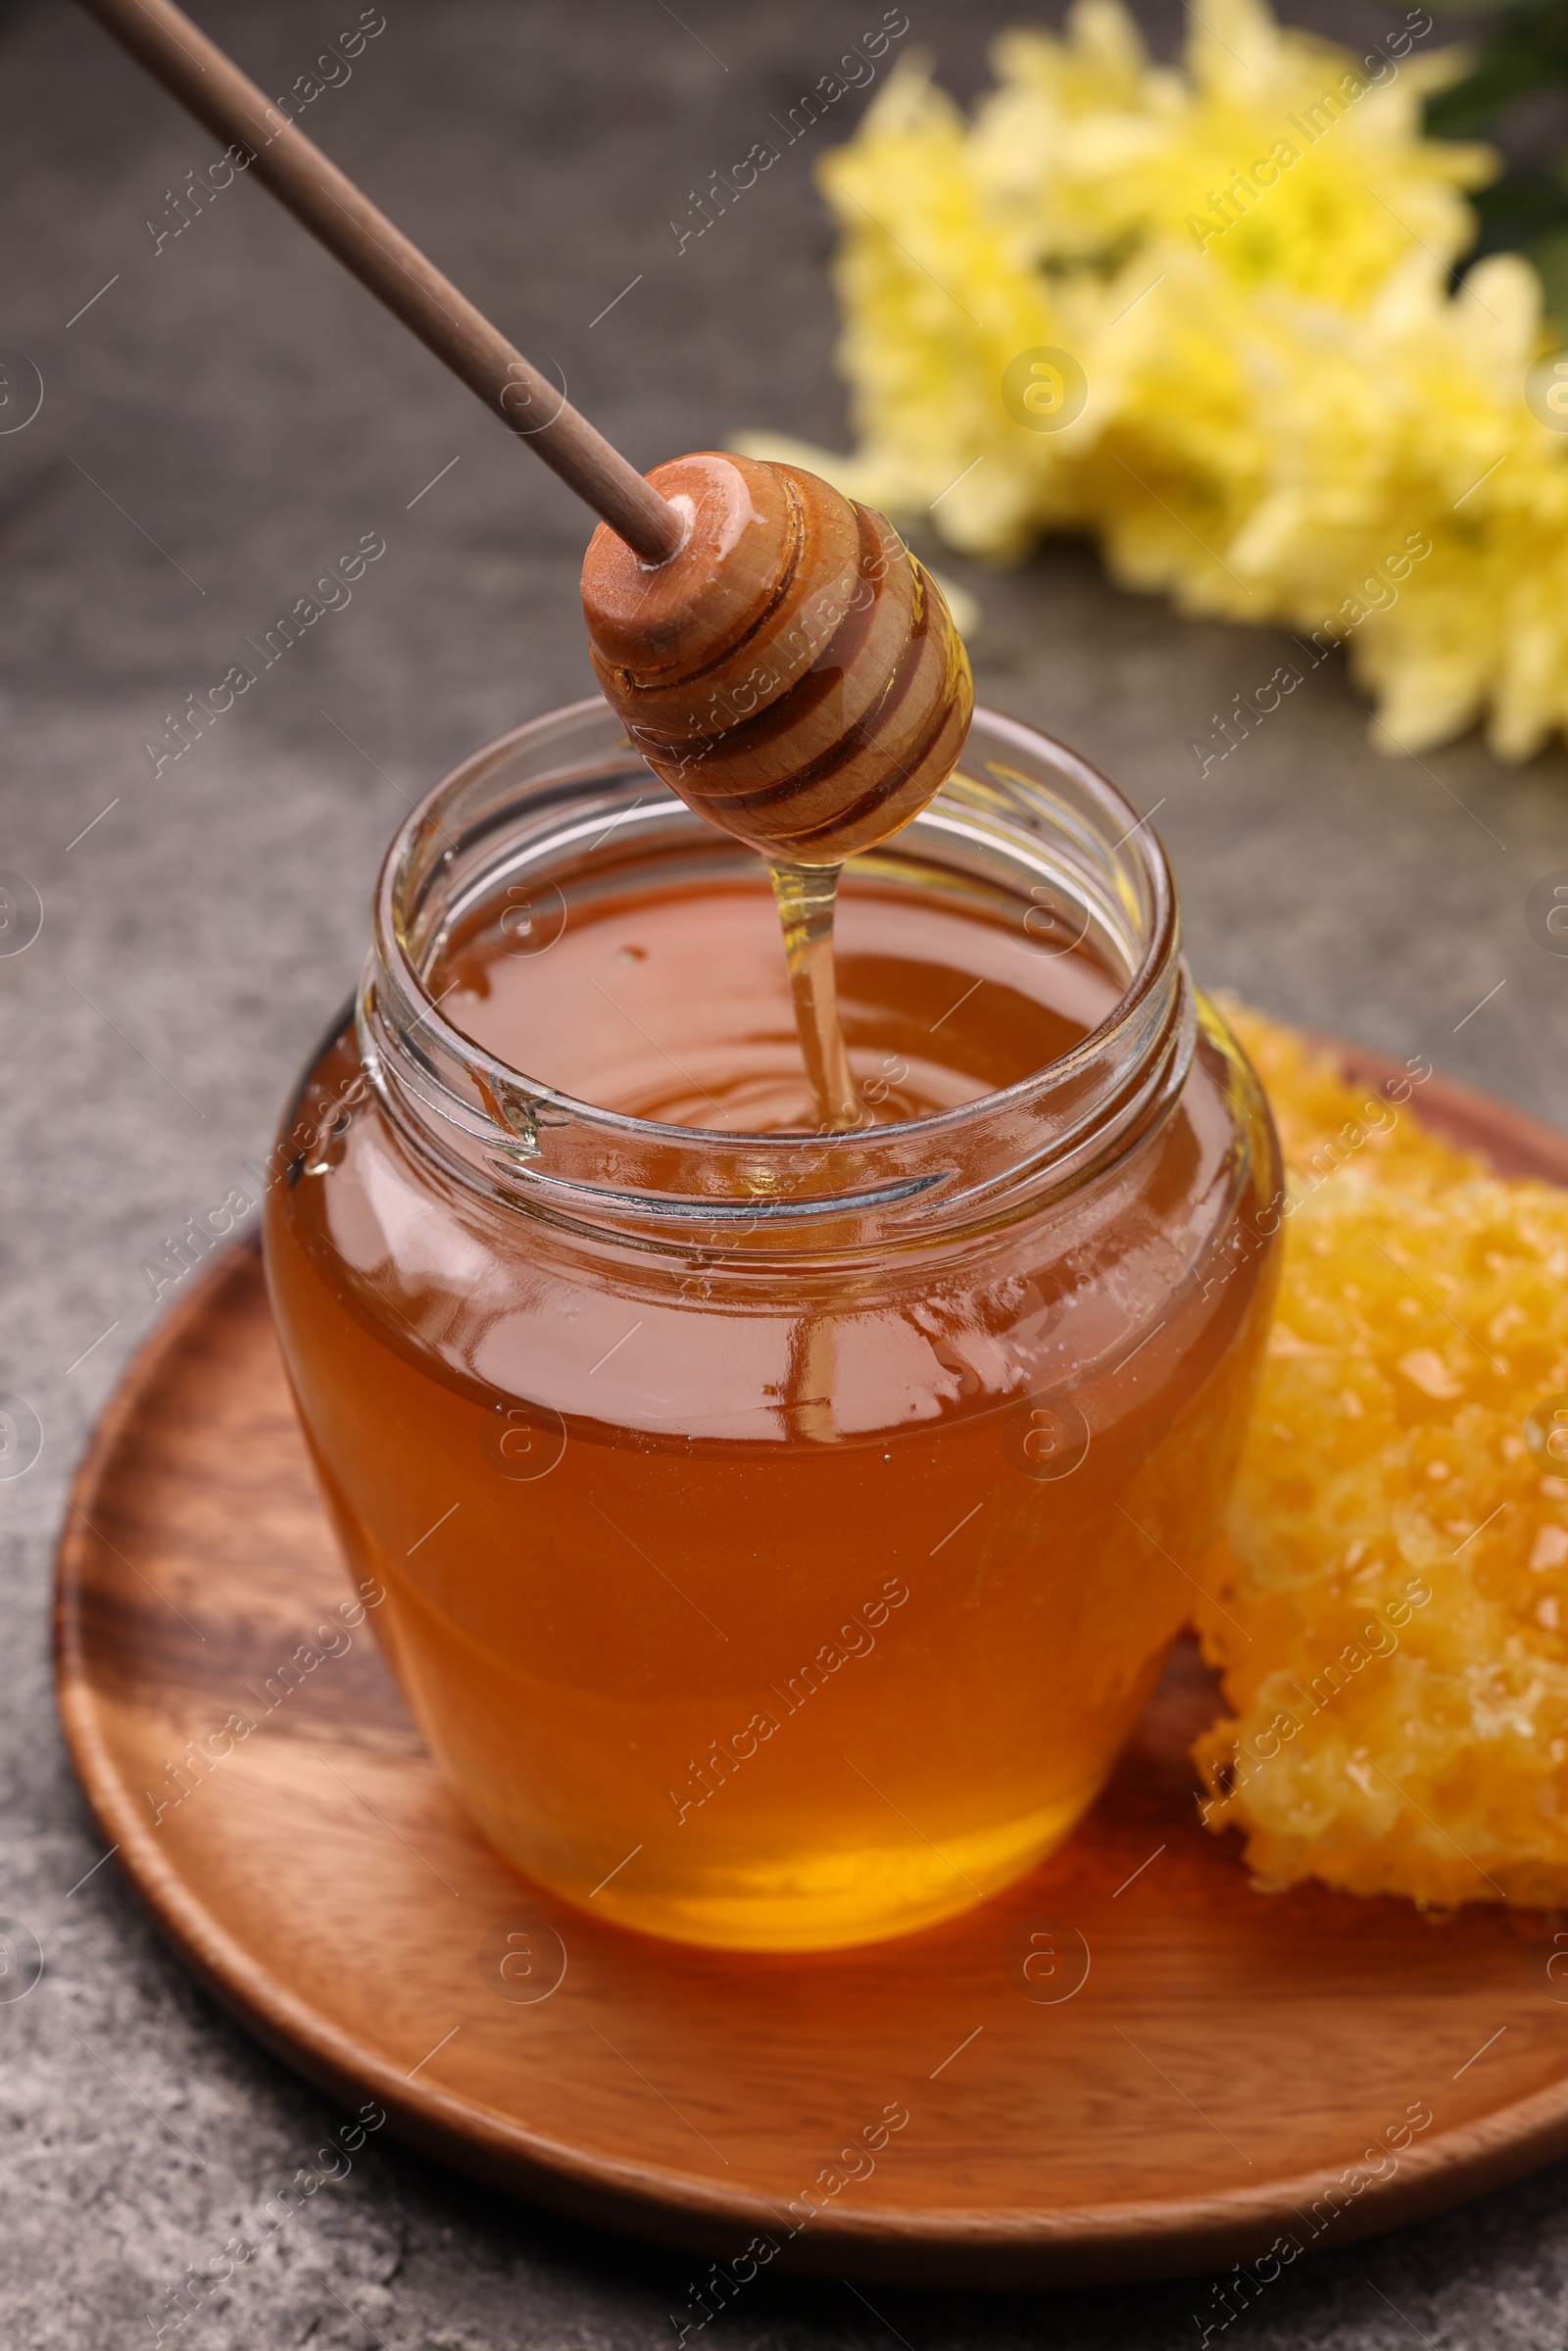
53, 1048, 1568, 2289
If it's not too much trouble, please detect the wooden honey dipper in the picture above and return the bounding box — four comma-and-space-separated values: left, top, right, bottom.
81, 0, 974, 1126
580, 452, 973, 1123
578, 452, 971, 865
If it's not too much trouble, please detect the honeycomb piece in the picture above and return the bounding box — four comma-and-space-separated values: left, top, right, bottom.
1215, 995, 1480, 1197
1193, 1008, 1568, 1908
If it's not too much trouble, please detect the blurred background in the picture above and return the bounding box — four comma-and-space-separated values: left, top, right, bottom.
4, 0, 1568, 2342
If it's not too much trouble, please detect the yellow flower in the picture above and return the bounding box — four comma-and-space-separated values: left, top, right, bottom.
741, 0, 1568, 759
808, 63, 1101, 557
972, 0, 1486, 306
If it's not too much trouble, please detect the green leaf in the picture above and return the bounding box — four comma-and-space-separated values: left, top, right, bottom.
1425, 0, 1568, 269
1529, 226, 1568, 329
1470, 166, 1568, 252
1426, 24, 1568, 139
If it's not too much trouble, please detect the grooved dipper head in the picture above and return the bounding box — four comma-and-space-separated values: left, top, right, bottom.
580, 452, 973, 866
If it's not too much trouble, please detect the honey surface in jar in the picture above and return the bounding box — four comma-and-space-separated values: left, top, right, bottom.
266, 860, 1279, 1949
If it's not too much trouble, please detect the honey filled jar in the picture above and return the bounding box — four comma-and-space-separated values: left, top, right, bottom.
265, 700, 1281, 1950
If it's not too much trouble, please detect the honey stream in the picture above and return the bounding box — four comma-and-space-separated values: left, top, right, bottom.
767, 859, 858, 1132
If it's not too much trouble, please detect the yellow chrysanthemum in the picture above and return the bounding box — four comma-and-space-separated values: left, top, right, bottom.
972, 0, 1484, 306
743, 0, 1568, 758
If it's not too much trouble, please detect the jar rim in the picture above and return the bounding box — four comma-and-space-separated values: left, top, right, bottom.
364, 697, 1191, 1247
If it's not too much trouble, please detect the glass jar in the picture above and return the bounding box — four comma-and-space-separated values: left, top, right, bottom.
264, 699, 1281, 1951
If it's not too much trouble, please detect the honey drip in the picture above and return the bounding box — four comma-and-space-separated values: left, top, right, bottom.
767, 859, 858, 1132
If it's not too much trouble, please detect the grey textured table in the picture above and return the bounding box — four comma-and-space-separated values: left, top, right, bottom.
3, 0, 1564, 2341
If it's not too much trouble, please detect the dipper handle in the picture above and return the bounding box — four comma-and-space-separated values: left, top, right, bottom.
76, 0, 683, 564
